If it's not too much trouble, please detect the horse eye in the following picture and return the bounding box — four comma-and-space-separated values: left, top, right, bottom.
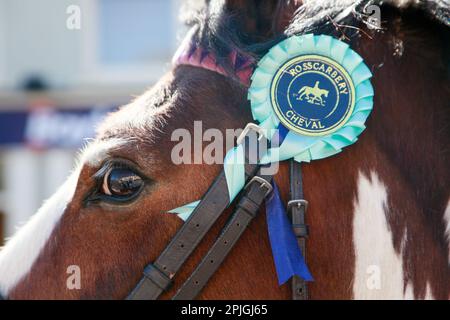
101, 167, 144, 199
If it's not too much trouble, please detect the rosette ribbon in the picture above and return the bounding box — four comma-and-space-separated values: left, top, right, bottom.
169, 34, 374, 285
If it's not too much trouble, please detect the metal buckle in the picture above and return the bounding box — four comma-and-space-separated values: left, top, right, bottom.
287, 199, 308, 212
244, 176, 273, 198
236, 123, 265, 146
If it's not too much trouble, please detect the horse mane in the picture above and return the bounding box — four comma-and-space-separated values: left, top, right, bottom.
179, 0, 449, 74
287, 0, 449, 34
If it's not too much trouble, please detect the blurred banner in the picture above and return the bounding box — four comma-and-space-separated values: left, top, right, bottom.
0, 106, 116, 148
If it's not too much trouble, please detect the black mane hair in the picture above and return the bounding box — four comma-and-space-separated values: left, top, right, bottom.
180, 0, 449, 75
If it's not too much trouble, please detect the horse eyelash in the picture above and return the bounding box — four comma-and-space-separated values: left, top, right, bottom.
92, 160, 132, 183
91, 159, 151, 187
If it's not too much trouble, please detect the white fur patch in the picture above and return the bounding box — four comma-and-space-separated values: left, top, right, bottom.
352, 171, 414, 299
78, 138, 128, 166
0, 169, 79, 296
444, 199, 450, 265
0, 139, 127, 297
424, 282, 434, 300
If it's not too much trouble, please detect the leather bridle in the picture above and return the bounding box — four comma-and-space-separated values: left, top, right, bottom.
125, 33, 311, 300
127, 123, 310, 300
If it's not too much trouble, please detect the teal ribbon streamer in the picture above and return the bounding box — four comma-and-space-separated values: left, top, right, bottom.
168, 144, 246, 221
168, 200, 200, 221
223, 144, 246, 202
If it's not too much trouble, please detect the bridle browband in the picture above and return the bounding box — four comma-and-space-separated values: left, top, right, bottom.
171, 26, 255, 86
127, 36, 310, 300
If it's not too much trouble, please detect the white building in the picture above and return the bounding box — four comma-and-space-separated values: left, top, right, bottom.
0, 0, 183, 240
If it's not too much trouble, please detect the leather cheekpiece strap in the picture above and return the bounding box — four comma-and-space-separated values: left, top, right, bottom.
173, 169, 273, 300
127, 130, 268, 300
289, 159, 309, 300
143, 264, 172, 291
292, 224, 309, 238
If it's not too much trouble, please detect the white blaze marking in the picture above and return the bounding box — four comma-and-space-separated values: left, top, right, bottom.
0, 169, 79, 296
352, 171, 426, 299
0, 139, 126, 296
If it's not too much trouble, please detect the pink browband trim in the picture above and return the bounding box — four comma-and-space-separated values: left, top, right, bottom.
172, 29, 255, 86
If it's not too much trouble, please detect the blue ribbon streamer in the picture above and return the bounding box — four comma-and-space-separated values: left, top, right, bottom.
265, 182, 313, 285
271, 123, 289, 147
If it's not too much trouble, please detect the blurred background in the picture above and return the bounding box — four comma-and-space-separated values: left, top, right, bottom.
0, 0, 184, 241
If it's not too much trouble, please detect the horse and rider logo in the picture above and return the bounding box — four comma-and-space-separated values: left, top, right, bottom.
295, 81, 329, 106
270, 55, 355, 136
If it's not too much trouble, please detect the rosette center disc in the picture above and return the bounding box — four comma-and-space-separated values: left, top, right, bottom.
271, 55, 355, 136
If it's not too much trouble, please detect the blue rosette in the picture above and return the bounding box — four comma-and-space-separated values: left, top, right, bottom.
245, 34, 374, 284
249, 34, 374, 163
168, 34, 374, 286
170, 34, 375, 220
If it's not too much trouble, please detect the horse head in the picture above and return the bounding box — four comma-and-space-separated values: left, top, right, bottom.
0, 0, 449, 300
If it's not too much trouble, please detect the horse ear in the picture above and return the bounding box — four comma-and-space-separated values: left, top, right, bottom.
212, 0, 301, 41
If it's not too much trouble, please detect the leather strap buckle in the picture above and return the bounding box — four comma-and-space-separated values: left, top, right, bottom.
143, 264, 173, 291
244, 176, 273, 198
236, 123, 266, 145
292, 224, 309, 238
287, 199, 308, 212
